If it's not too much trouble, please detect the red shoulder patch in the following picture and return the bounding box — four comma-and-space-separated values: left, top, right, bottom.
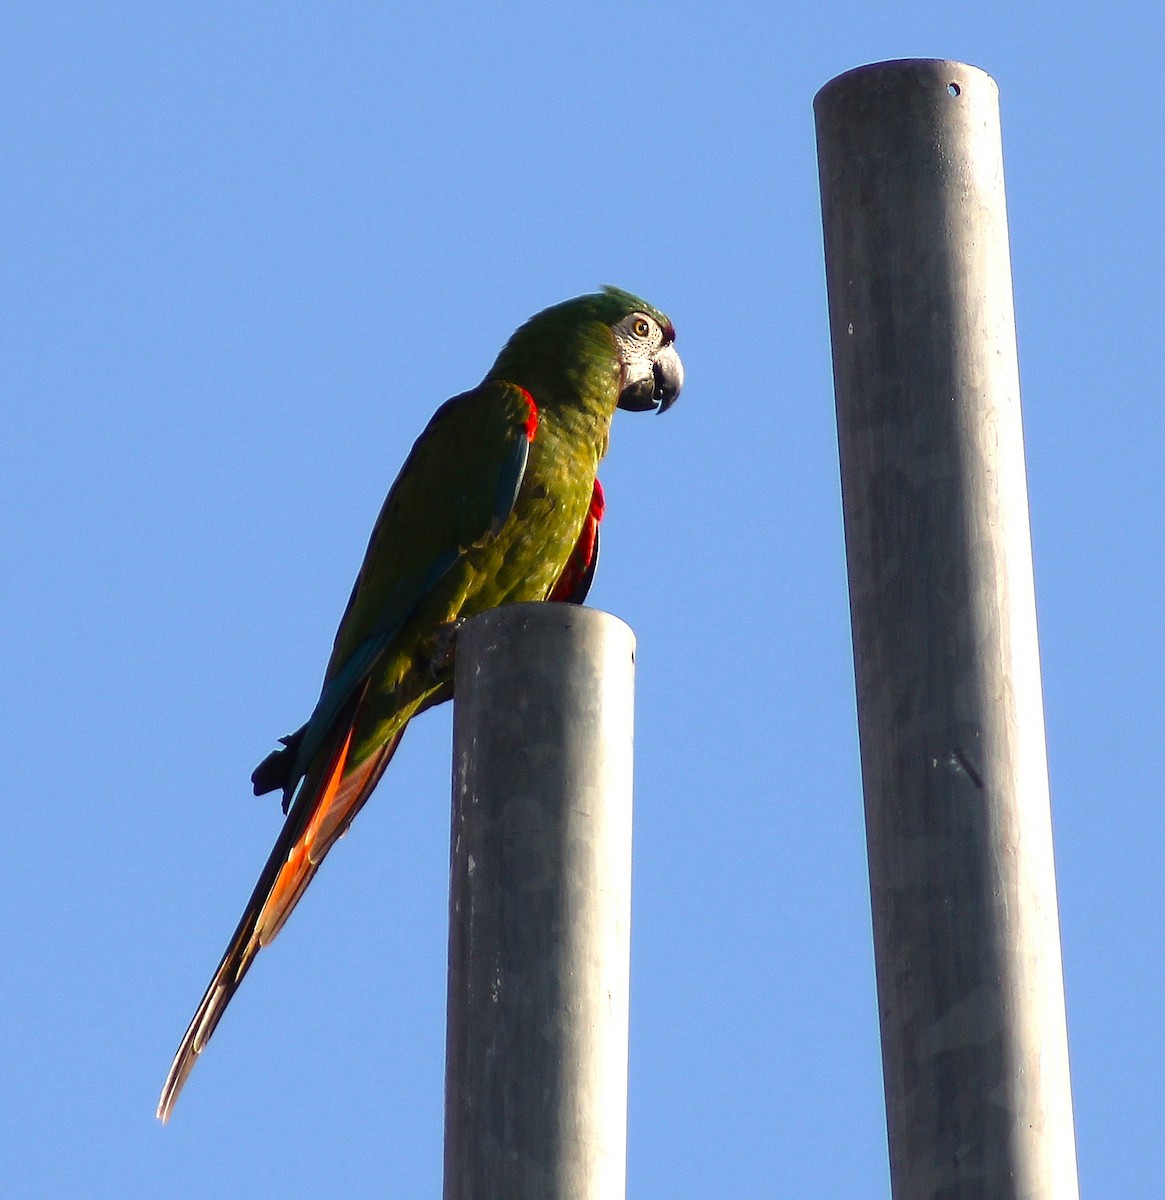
517, 387, 539, 441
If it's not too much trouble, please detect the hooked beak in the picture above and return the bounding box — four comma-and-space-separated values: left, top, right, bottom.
617, 342, 684, 414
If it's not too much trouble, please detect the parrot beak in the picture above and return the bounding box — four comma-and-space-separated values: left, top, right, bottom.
617, 342, 684, 414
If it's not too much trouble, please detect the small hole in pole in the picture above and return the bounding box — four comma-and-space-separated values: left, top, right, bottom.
947, 82, 961, 97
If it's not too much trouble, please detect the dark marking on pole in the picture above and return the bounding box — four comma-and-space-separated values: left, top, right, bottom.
949, 747, 984, 790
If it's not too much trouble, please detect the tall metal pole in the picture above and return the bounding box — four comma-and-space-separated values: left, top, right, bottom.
815, 61, 1079, 1198
443, 603, 635, 1200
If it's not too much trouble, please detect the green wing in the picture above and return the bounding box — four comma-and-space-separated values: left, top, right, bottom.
271, 380, 538, 802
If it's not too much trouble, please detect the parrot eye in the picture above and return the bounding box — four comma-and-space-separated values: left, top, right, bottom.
631, 316, 653, 339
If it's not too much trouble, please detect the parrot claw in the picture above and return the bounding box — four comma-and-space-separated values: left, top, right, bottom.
427, 619, 464, 679
252, 726, 306, 800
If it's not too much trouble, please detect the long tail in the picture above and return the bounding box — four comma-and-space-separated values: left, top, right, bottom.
157, 695, 402, 1122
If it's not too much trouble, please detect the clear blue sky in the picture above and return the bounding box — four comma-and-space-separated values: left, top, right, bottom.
5, 3, 1162, 1196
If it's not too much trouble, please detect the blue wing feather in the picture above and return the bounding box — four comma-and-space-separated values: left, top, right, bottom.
491, 433, 529, 536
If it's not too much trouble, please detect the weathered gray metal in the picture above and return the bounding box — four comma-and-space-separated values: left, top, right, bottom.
815, 59, 1079, 1199
444, 603, 635, 1200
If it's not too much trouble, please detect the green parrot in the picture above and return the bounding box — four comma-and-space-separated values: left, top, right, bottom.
157, 286, 682, 1121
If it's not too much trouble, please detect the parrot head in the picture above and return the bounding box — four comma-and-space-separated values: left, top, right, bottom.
488, 285, 683, 415
602, 286, 684, 415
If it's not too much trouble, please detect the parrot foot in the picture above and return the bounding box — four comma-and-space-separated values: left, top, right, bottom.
252, 726, 306, 800
426, 619, 464, 679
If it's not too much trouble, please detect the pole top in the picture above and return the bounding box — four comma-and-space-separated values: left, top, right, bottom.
459, 601, 635, 649
814, 59, 997, 113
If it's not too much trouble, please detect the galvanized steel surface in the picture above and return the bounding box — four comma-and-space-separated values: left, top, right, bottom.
444, 603, 635, 1200
816, 59, 1079, 1200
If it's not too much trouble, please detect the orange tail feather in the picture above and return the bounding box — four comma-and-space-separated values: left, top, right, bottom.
157, 700, 404, 1122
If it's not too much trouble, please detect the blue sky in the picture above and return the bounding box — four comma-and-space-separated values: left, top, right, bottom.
5, 3, 1162, 1196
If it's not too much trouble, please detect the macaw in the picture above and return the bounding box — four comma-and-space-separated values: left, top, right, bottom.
157, 286, 682, 1121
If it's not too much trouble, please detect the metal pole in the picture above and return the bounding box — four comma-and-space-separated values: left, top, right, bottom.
443, 603, 635, 1200
815, 60, 1078, 1199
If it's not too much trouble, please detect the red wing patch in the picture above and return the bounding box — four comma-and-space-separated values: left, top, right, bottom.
550, 478, 605, 604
